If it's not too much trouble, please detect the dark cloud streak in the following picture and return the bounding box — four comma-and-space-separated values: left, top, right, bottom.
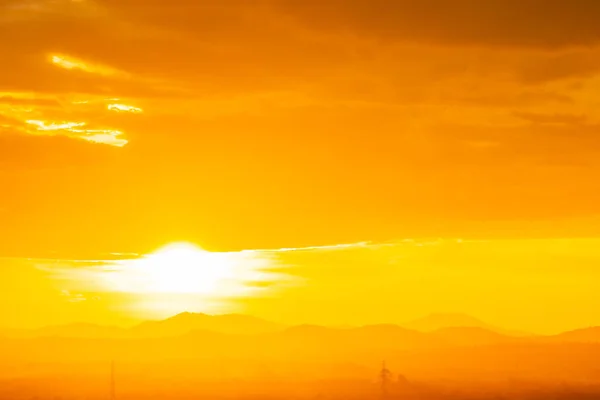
272, 0, 600, 49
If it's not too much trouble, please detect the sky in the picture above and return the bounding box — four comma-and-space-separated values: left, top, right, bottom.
2, 0, 600, 333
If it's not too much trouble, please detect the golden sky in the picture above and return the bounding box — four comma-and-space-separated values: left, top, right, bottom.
2, 0, 600, 333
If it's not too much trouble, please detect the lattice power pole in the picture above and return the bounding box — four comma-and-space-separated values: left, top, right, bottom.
379, 361, 392, 400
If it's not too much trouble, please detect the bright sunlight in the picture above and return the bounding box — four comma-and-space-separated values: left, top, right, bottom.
101, 242, 277, 296
41, 242, 292, 319
44, 242, 292, 319
131, 242, 237, 294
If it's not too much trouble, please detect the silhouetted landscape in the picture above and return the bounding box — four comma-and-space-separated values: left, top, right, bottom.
3, 313, 600, 399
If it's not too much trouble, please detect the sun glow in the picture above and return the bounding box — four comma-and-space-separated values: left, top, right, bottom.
97, 242, 284, 297
40, 242, 292, 318
133, 243, 236, 294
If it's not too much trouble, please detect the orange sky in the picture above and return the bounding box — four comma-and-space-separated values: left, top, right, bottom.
2, 0, 600, 333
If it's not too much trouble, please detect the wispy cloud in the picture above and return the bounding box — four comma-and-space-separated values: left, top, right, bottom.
0, 91, 143, 147
243, 241, 373, 254
107, 103, 143, 113
25, 119, 127, 147
26, 119, 85, 131
241, 238, 453, 254
72, 130, 127, 147
50, 54, 126, 77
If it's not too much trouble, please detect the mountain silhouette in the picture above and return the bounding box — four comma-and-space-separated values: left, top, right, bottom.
401, 313, 529, 336
5, 313, 594, 343
6, 323, 600, 382
4, 314, 600, 379
130, 312, 284, 337
550, 326, 600, 343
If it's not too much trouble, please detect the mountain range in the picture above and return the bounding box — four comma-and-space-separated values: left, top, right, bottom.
1, 312, 597, 344
4, 312, 600, 386
399, 312, 531, 336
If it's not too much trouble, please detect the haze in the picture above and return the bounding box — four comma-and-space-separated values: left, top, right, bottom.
2, 1, 600, 399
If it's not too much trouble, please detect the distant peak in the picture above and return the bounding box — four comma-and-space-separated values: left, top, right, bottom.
165, 312, 269, 323
170, 312, 208, 319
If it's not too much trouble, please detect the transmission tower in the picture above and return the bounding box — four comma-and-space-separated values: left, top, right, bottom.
379, 361, 392, 400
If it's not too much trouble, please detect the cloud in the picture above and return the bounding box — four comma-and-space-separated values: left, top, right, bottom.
26, 119, 85, 131
50, 53, 126, 77
0, 0, 344, 96
516, 49, 600, 84
2, 0, 600, 256
21, 118, 128, 147
0, 91, 140, 146
244, 241, 372, 254
107, 103, 143, 113
3, 0, 600, 109
272, 0, 600, 48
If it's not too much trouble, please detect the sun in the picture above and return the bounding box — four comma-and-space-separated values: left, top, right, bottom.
63, 241, 287, 317
131, 242, 237, 295
95, 242, 282, 301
